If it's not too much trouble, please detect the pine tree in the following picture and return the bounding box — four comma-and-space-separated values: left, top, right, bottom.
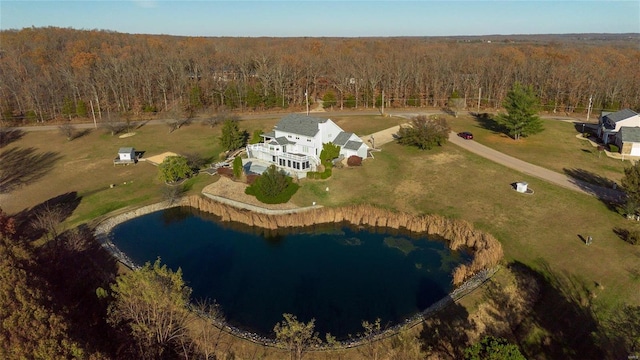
496, 82, 544, 140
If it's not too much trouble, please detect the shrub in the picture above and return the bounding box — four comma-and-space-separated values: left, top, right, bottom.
232, 157, 243, 178
396, 115, 450, 150
347, 155, 362, 167
609, 144, 619, 153
245, 165, 299, 204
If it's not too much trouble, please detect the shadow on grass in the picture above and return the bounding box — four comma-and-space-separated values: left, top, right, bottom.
36, 223, 123, 357
572, 121, 598, 135
563, 168, 625, 210
14, 192, 82, 241
440, 107, 456, 117
0, 128, 25, 148
0, 146, 62, 193
419, 300, 473, 359
472, 112, 505, 135
71, 128, 93, 140
417, 261, 617, 358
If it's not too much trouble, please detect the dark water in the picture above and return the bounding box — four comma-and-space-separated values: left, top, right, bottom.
109, 207, 469, 339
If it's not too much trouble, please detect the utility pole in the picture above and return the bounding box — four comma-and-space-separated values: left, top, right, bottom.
477, 87, 482, 114
90, 100, 97, 129
586, 94, 593, 123
305, 90, 309, 116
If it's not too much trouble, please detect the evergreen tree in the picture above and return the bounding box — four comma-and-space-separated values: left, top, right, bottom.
621, 161, 640, 215
219, 118, 247, 151
496, 82, 544, 140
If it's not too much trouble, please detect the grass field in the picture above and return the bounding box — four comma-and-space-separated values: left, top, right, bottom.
448, 114, 628, 184
2, 112, 639, 356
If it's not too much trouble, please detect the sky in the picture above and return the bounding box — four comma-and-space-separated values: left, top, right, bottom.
1, 1, 639, 37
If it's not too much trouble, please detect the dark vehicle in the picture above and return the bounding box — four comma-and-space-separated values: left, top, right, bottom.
458, 131, 473, 140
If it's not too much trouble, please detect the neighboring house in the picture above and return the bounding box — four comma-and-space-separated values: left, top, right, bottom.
615, 127, 640, 156
246, 114, 369, 178
114, 147, 136, 165
597, 109, 640, 151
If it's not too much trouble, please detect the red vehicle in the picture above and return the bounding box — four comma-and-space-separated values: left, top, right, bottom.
458, 131, 473, 140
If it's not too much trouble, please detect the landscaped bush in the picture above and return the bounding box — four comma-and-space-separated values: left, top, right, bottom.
347, 155, 362, 166
232, 157, 243, 178
245, 165, 299, 204
609, 144, 619, 153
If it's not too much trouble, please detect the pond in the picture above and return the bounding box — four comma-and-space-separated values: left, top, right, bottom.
109, 207, 470, 339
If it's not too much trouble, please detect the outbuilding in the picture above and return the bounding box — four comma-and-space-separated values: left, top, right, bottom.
114, 147, 137, 165
118, 147, 136, 161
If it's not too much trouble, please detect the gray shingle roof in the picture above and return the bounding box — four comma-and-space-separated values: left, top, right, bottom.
604, 109, 638, 123
118, 147, 134, 153
263, 131, 275, 138
333, 131, 353, 146
274, 114, 328, 137
620, 127, 640, 143
275, 136, 295, 145
343, 140, 364, 151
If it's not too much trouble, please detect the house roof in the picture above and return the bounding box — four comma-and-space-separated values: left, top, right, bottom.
262, 131, 275, 138
274, 114, 328, 137
343, 140, 364, 151
620, 127, 640, 143
118, 147, 134, 153
274, 136, 295, 145
604, 109, 638, 123
333, 131, 353, 146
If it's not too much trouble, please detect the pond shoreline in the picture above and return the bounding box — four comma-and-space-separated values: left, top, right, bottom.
94, 194, 502, 348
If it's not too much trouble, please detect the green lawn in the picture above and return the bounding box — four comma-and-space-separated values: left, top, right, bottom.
448, 114, 628, 184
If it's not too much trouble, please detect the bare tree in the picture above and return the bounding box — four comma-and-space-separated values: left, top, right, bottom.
58, 122, 76, 141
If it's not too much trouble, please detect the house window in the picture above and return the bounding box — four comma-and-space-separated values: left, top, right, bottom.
296, 136, 300, 140
272, 156, 276, 162
287, 160, 291, 168
307, 139, 311, 142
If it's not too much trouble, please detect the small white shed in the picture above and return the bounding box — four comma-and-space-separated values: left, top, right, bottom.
516, 182, 528, 193
118, 147, 135, 161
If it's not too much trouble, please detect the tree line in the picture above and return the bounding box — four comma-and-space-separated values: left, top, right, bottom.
1, 27, 639, 125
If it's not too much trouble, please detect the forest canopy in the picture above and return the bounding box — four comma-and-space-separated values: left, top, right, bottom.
1, 27, 638, 124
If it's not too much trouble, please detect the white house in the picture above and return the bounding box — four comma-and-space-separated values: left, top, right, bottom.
597, 109, 640, 143
246, 114, 369, 178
